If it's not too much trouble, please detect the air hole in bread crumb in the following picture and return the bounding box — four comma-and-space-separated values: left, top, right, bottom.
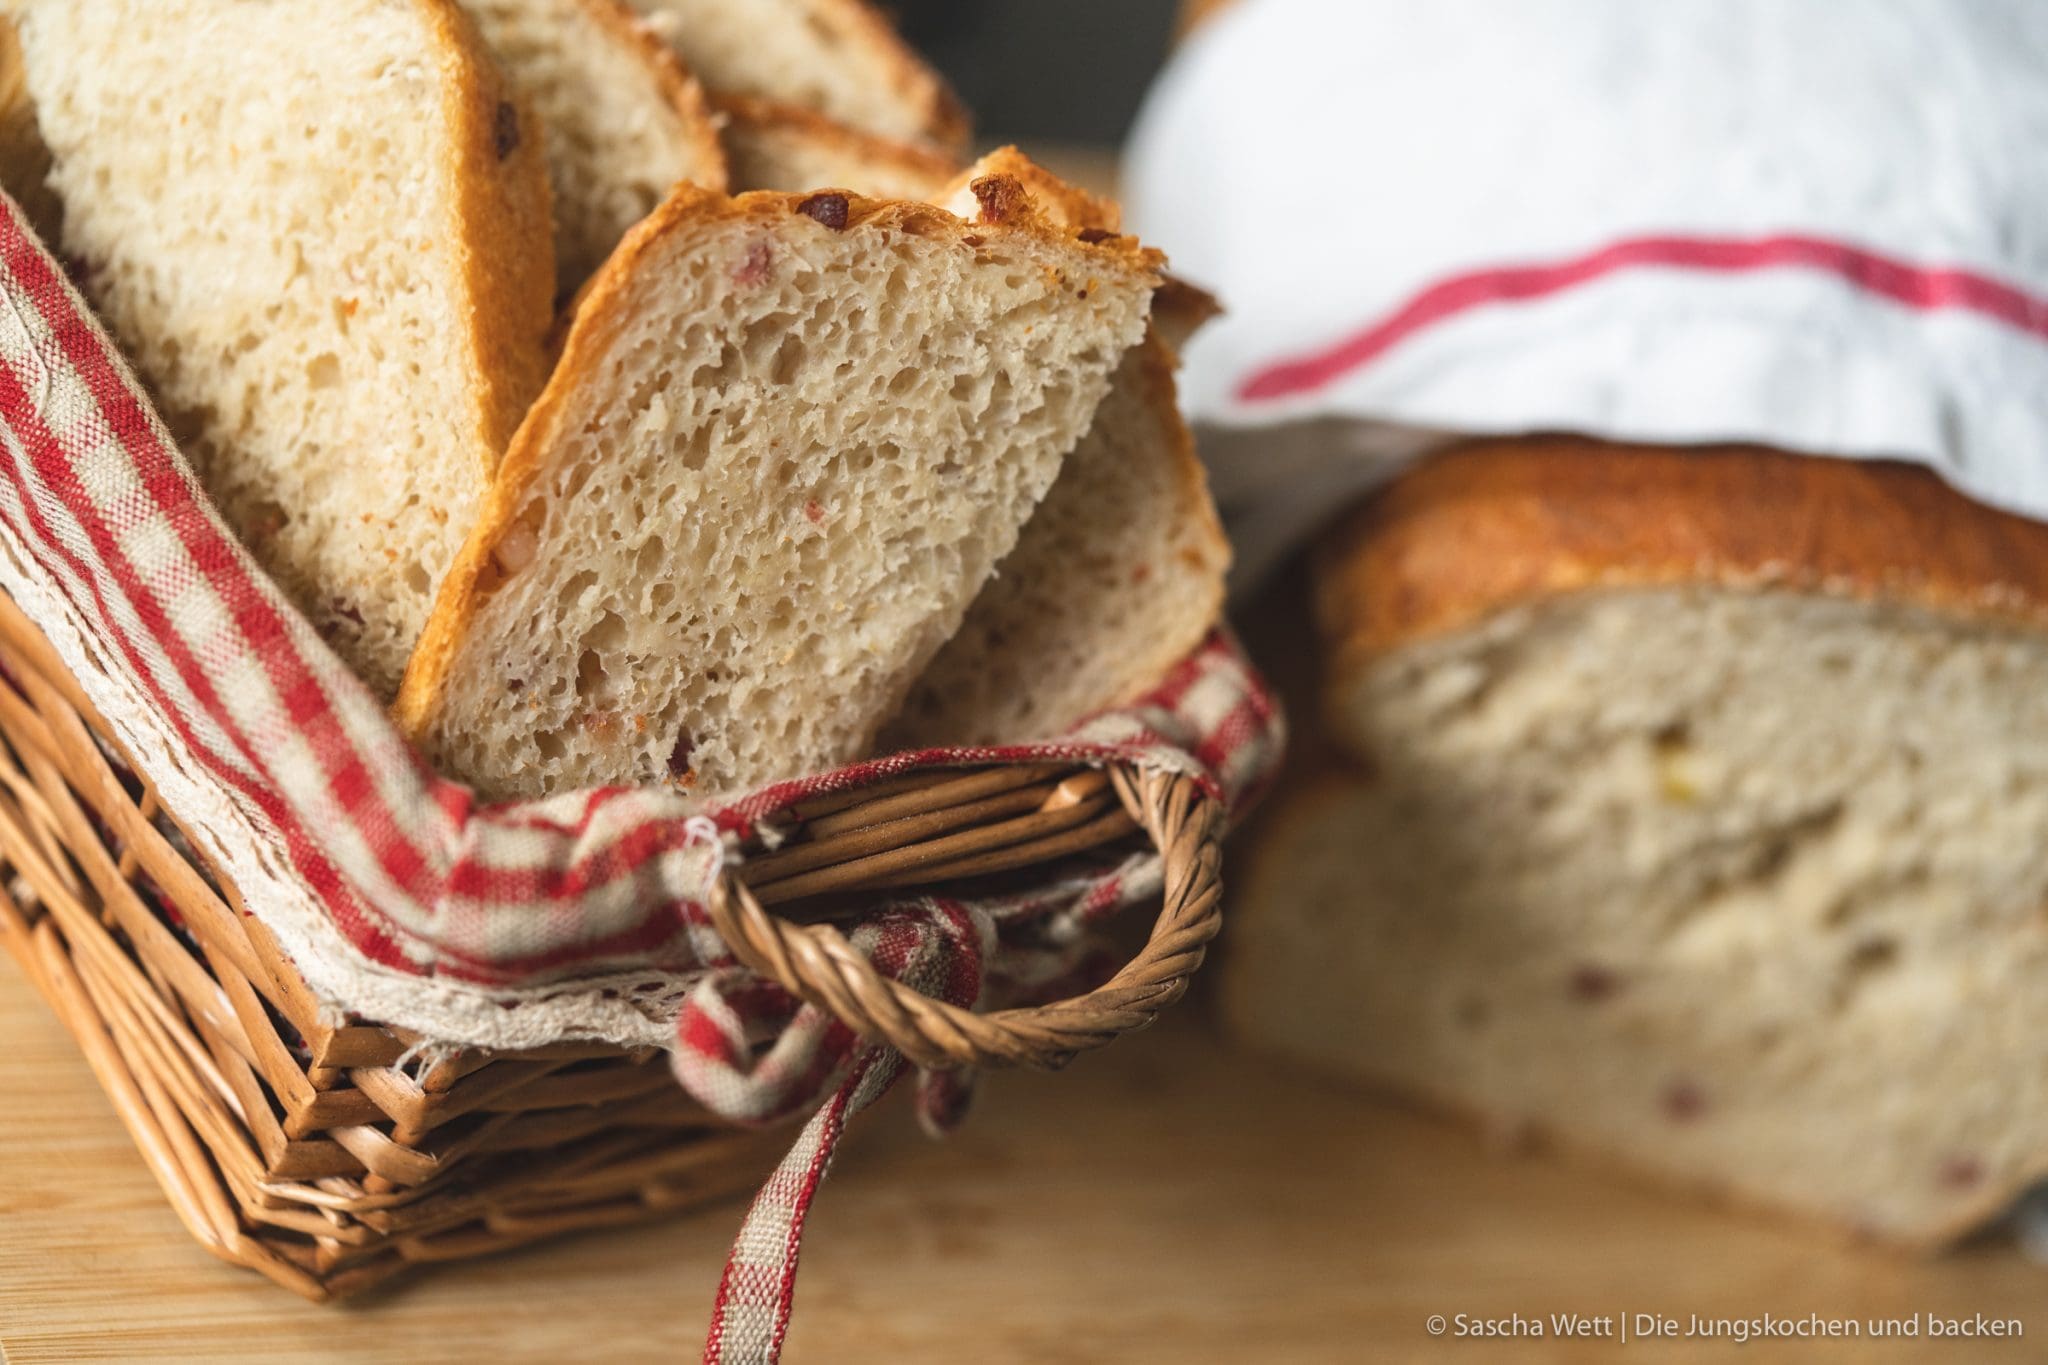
582, 610, 627, 652
1844, 937, 1898, 975
556, 569, 598, 610
1653, 721, 1699, 802
770, 333, 805, 386
667, 730, 696, 782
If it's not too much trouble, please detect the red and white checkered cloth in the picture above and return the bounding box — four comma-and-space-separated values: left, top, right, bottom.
0, 191, 1281, 1360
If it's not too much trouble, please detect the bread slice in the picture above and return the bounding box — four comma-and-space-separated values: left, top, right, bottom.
466, 0, 726, 293
715, 93, 956, 199
627, 0, 967, 153
882, 154, 1227, 749
1227, 437, 2048, 1244
884, 334, 1228, 747
395, 184, 1160, 800
14, 0, 555, 696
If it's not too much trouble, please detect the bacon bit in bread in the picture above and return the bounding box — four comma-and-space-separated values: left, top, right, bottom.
804, 499, 825, 524
1661, 1079, 1707, 1122
581, 710, 618, 736
732, 240, 772, 285
969, 175, 1028, 225
797, 192, 851, 230
1569, 964, 1622, 1002
248, 501, 288, 545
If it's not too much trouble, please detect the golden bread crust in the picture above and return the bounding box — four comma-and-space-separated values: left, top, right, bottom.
423, 0, 559, 472
1316, 437, 2048, 683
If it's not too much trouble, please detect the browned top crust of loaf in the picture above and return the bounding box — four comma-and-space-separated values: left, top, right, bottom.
1317, 436, 2048, 672
424, 0, 559, 466
933, 147, 1219, 354
712, 91, 956, 195
392, 183, 1165, 735
937, 145, 1123, 234
581, 0, 729, 193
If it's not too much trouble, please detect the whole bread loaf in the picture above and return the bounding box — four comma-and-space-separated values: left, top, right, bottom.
628, 0, 966, 153
1227, 437, 2048, 1244
13, 0, 555, 697
466, 0, 727, 293
396, 184, 1160, 799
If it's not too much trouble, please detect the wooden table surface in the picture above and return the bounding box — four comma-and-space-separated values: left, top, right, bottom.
4, 955, 2043, 1364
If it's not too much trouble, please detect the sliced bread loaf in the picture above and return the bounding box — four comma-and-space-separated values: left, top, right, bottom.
395, 184, 1160, 800
716, 93, 956, 199
465, 0, 726, 293
1228, 438, 2048, 1244
627, 0, 967, 153
14, 0, 556, 696
883, 155, 1227, 748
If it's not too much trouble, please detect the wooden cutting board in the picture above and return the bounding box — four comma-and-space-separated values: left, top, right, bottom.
3, 956, 2041, 1364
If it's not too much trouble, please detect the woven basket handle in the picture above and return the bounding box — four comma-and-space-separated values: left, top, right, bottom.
706, 765, 1224, 1071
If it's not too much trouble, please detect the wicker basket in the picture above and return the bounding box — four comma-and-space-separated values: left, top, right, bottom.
0, 581, 1224, 1302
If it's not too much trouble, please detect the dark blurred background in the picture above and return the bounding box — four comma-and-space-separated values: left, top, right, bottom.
896, 0, 1180, 146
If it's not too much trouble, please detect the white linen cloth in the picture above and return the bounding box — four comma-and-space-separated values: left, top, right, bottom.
1126, 0, 2048, 584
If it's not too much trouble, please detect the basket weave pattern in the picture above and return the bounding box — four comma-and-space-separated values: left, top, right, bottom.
0, 581, 1225, 1298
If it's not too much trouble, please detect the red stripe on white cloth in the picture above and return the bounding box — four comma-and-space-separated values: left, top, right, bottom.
1236, 232, 2048, 403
